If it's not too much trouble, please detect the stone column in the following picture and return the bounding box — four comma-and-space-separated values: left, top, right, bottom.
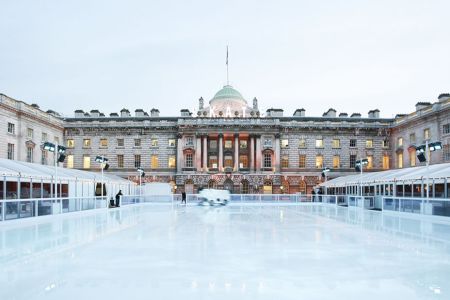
250, 135, 255, 172
234, 134, 239, 172
202, 135, 208, 172
255, 135, 261, 172
218, 134, 223, 171
176, 134, 183, 173
275, 133, 281, 172
196, 135, 202, 171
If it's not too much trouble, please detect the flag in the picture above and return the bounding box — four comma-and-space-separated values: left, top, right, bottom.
226, 46, 228, 66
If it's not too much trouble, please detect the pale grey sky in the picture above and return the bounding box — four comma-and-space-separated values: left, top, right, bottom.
1, 0, 449, 118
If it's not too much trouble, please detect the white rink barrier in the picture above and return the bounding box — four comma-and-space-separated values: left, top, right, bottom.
382, 196, 450, 218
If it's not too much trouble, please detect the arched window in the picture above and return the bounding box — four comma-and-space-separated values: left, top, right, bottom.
299, 181, 306, 194
263, 179, 273, 194
208, 179, 217, 189
241, 180, 249, 194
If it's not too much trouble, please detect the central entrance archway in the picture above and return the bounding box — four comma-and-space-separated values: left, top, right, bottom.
223, 178, 234, 193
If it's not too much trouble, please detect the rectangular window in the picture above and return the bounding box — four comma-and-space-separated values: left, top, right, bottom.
350, 139, 357, 147
424, 128, 430, 140
298, 139, 306, 148
366, 139, 373, 148
100, 138, 108, 147
42, 132, 47, 141
409, 133, 416, 144
332, 139, 340, 148
239, 155, 248, 168
397, 137, 403, 147
151, 155, 159, 168
83, 155, 91, 169
367, 155, 373, 169
315, 139, 323, 148
240, 140, 247, 149
27, 128, 34, 139
185, 153, 193, 168
397, 152, 403, 168
281, 156, 289, 168
134, 155, 141, 168
350, 154, 357, 168
7, 122, 15, 134
209, 140, 217, 149
117, 155, 124, 168
168, 139, 176, 147
281, 139, 289, 148
209, 155, 218, 168
443, 144, 450, 161
151, 139, 158, 147
224, 155, 233, 167
224, 140, 232, 149
26, 147, 33, 163
67, 139, 75, 148
117, 138, 124, 147
263, 138, 272, 147
409, 151, 416, 167
7, 143, 14, 160
299, 155, 306, 168
168, 156, 176, 168
41, 150, 47, 165
54, 137, 60, 144
83, 139, 91, 147
67, 155, 74, 168
382, 139, 389, 148
186, 136, 194, 146
383, 155, 390, 169
315, 155, 323, 168
333, 155, 340, 168
443, 124, 450, 135
263, 153, 272, 168
134, 139, 141, 147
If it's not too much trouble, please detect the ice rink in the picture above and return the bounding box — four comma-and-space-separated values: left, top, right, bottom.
1, 203, 450, 300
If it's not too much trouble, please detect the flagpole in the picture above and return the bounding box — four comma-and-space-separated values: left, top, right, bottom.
226, 45, 229, 85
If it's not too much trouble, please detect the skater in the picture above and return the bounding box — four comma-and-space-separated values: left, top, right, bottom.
115, 190, 123, 207
181, 191, 186, 204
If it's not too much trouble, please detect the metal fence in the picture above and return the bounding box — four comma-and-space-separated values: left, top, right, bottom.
382, 196, 450, 218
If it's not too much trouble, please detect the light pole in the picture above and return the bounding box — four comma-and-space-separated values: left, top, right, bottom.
355, 158, 369, 200
137, 168, 145, 198
416, 141, 442, 201
43, 142, 66, 200
95, 156, 109, 206
322, 167, 330, 195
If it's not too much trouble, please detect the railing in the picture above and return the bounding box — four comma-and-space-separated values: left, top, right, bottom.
0, 196, 108, 221
347, 196, 375, 209
382, 196, 450, 218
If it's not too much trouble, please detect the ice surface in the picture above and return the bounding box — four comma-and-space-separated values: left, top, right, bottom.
1, 203, 450, 300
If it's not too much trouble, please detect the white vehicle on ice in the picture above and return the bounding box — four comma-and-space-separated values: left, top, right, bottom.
198, 189, 230, 206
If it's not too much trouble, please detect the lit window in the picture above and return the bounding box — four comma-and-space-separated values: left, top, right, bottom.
7, 123, 15, 134
117, 139, 124, 147
281, 156, 289, 168
209, 155, 217, 168
409, 150, 416, 167
185, 153, 193, 168
134, 155, 141, 168
27, 128, 33, 139
168, 139, 176, 147
83, 155, 91, 169
100, 139, 108, 147
240, 140, 247, 149
151, 155, 159, 168
239, 155, 248, 168
151, 139, 158, 147
281, 139, 289, 148
333, 155, 340, 168
224, 155, 233, 167
350, 139, 357, 147
298, 139, 306, 148
117, 155, 124, 168
397, 152, 403, 168
315, 155, 323, 168
67, 139, 75, 148
134, 139, 141, 147
263, 153, 272, 168
224, 140, 232, 149
424, 128, 430, 140
315, 139, 323, 148
332, 139, 340, 148
168, 156, 176, 168
83, 139, 91, 147
299, 155, 306, 168
383, 155, 390, 169
366, 139, 373, 148
67, 155, 74, 168
367, 155, 373, 169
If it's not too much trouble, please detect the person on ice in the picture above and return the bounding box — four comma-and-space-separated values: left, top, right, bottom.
115, 190, 123, 207
181, 191, 186, 204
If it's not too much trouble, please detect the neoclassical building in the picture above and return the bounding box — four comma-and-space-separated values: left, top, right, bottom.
2, 87, 450, 194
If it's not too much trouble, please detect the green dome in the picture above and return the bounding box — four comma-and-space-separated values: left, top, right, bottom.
211, 85, 245, 101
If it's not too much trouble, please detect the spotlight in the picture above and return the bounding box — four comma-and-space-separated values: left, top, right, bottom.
417, 152, 426, 162
103, 163, 110, 170
58, 154, 66, 163
43, 142, 56, 152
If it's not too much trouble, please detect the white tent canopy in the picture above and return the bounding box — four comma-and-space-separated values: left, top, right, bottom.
321, 163, 450, 188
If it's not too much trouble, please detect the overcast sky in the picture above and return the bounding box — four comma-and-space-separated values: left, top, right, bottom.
1, 0, 449, 118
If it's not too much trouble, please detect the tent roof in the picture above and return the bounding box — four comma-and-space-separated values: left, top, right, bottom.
0, 158, 131, 184
321, 163, 450, 187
